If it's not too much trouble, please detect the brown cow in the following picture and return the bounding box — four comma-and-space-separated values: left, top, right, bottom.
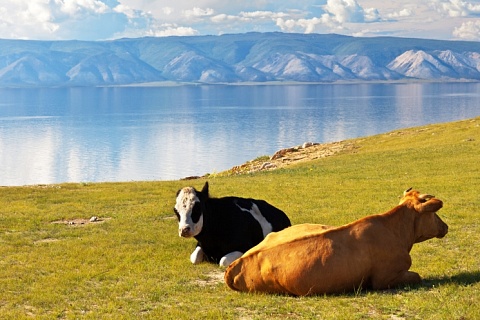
224, 188, 448, 296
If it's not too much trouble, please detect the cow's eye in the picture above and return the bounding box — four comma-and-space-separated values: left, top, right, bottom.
174, 208, 180, 221
191, 202, 202, 223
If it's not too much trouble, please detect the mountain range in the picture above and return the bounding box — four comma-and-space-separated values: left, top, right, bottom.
1, 32, 480, 87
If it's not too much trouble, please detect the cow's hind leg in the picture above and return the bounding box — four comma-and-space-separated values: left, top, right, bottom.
373, 270, 422, 290
392, 270, 422, 287
190, 246, 205, 264
219, 251, 243, 267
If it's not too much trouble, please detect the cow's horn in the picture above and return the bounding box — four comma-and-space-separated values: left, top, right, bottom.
403, 187, 413, 195
419, 193, 435, 200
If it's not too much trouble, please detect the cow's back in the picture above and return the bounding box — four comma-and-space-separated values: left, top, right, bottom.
225, 223, 371, 295
250, 199, 291, 231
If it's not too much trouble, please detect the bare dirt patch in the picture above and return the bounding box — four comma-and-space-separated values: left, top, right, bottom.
193, 270, 225, 287
51, 217, 111, 227
34, 238, 60, 244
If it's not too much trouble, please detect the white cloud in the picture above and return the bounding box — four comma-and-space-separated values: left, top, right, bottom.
323, 0, 380, 23
432, 0, 480, 17
59, 0, 109, 16
0, 0, 478, 40
149, 25, 198, 37
0, 1, 58, 39
240, 11, 289, 20
0, 0, 204, 40
386, 8, 413, 19
211, 10, 300, 34
324, 0, 364, 23
275, 0, 381, 34
276, 16, 331, 34
453, 20, 480, 40
0, 0, 124, 39
113, 3, 137, 18
210, 14, 233, 23
183, 7, 215, 19
364, 7, 381, 22
296, 17, 330, 34
162, 7, 174, 15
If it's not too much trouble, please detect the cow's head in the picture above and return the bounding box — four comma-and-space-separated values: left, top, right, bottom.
399, 188, 448, 243
174, 182, 209, 238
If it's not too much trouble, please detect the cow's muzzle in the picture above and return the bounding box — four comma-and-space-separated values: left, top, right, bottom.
437, 223, 448, 238
179, 226, 194, 238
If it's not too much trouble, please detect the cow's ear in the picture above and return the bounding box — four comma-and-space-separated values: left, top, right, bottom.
417, 198, 443, 213
201, 182, 209, 197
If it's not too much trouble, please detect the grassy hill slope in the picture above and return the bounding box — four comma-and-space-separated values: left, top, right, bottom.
0, 117, 479, 319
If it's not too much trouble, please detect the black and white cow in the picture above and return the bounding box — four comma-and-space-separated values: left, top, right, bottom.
174, 182, 291, 267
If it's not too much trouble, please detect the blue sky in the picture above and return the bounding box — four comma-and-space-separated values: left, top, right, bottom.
0, 0, 479, 41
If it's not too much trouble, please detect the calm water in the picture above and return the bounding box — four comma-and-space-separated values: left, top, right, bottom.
0, 83, 479, 186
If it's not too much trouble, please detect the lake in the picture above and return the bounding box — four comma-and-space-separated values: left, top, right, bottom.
0, 82, 479, 186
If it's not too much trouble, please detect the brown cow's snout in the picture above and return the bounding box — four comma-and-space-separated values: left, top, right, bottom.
436, 217, 449, 238
437, 222, 448, 238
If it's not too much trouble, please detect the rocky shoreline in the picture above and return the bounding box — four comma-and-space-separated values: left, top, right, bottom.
182, 141, 357, 180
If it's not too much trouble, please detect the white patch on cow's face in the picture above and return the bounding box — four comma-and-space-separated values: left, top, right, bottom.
236, 202, 273, 237
174, 187, 204, 238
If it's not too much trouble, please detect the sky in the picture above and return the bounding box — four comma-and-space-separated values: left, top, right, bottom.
0, 0, 479, 41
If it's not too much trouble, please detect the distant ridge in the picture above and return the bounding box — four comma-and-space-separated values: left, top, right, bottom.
1, 32, 480, 87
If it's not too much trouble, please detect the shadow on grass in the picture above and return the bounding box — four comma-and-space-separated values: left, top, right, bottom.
375, 270, 480, 296
330, 271, 480, 297
423, 270, 480, 288
230, 271, 480, 298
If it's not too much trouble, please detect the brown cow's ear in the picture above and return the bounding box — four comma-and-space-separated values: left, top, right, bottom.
417, 198, 443, 213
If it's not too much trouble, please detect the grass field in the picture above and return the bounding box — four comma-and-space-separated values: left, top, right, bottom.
1, 117, 479, 319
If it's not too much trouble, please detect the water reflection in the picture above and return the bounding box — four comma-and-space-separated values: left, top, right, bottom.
0, 83, 479, 186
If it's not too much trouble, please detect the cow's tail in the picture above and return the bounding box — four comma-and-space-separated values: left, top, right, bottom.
224, 259, 243, 291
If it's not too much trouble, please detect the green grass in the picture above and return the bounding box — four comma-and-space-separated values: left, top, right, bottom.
1, 117, 479, 319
